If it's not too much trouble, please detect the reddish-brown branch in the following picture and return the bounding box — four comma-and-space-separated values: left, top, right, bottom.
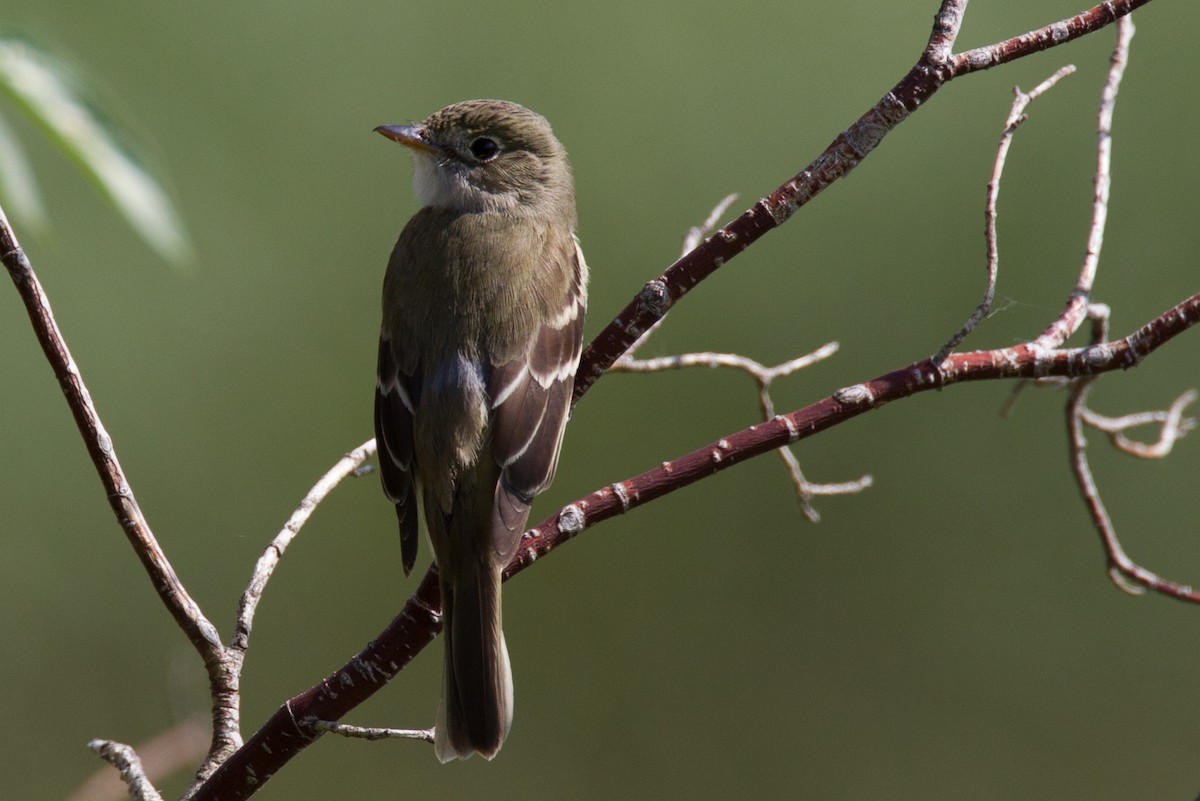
573, 0, 1151, 402
948, 1, 1150, 77
193, 290, 1199, 801
195, 569, 442, 798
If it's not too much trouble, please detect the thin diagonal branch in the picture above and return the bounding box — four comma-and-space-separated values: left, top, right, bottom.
575, 0, 1151, 403
948, 1, 1148, 77
234, 438, 378, 653
0, 209, 223, 663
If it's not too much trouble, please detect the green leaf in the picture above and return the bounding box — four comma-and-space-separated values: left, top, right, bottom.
0, 105, 47, 235
0, 33, 193, 266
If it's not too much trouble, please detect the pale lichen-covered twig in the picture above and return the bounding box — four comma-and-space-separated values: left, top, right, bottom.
613, 342, 870, 521
234, 438, 378, 653
1035, 14, 1135, 350
86, 740, 165, 801
187, 439, 379, 790
1079, 390, 1197, 458
70, 716, 209, 801
1067, 376, 1200, 602
935, 65, 1077, 363
305, 719, 434, 743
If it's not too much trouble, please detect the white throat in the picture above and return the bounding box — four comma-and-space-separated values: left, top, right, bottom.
412, 154, 519, 213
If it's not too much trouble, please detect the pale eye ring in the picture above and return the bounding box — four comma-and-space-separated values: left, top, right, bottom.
469, 137, 500, 161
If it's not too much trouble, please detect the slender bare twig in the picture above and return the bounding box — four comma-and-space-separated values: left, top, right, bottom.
234, 438, 378, 653
2, 208, 398, 796
973, 16, 1134, 415
935, 65, 1077, 363
1035, 15, 1135, 349
622, 193, 739, 360
87, 740, 165, 801
1067, 377, 1200, 602
613, 343, 871, 521
70, 716, 209, 801
305, 719, 434, 743
160, 438, 382, 788
947, 2, 1146, 76
185, 438, 380, 790
682, 193, 740, 257
2, 203, 228, 793
0, 209, 221, 660
1080, 390, 1198, 458
1020, 18, 1198, 604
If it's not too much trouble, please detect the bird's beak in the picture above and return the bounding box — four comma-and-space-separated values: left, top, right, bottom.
375, 124, 439, 154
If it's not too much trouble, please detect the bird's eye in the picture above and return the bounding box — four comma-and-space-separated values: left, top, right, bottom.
469, 137, 500, 161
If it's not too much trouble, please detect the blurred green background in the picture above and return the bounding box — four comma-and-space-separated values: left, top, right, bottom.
2, 2, 1198, 799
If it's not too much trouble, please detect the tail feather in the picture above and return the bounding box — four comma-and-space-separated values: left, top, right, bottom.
435, 561, 513, 762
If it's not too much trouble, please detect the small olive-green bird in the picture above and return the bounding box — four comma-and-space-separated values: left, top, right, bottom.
374, 100, 587, 762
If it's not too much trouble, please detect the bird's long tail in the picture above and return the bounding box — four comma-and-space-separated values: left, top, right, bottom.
435, 559, 513, 762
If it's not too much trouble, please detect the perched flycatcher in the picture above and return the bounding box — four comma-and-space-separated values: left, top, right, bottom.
374, 100, 587, 762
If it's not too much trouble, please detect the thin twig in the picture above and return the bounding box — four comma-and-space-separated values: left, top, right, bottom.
187, 438, 380, 790
935, 65, 1076, 363
234, 438, 378, 652
1, 203, 237, 782
1081, 389, 1197, 459
682, 193, 740, 259
1035, 15, 1134, 349
623, 193, 739, 359
613, 197, 870, 519
1047, 19, 1199, 603
0, 208, 222, 661
947, 1, 1149, 77
87, 740, 165, 801
71, 716, 209, 801
305, 719, 434, 743
613, 342, 871, 521
1067, 379, 1200, 602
